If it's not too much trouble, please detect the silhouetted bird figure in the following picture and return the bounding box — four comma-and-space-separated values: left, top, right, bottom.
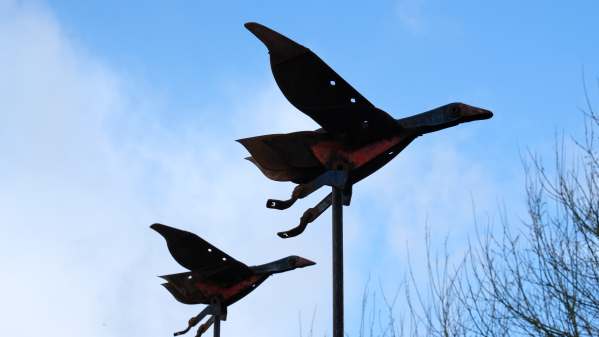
238, 22, 493, 238
151, 223, 315, 336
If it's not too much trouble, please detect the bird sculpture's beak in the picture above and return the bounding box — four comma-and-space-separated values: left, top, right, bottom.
460, 104, 493, 121
295, 257, 316, 268
150, 223, 170, 236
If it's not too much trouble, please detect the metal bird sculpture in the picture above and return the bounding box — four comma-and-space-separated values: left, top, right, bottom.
151, 223, 315, 336
238, 22, 493, 238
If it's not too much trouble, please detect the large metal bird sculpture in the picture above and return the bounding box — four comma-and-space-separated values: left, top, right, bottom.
238, 22, 493, 238
151, 223, 315, 336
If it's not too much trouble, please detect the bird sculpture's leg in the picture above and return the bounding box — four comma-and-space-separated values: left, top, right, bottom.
277, 181, 353, 238
195, 316, 215, 337
267, 170, 348, 210
278, 192, 332, 238
174, 305, 213, 336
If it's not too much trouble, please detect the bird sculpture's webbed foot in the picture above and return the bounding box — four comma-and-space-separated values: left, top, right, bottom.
174, 305, 212, 336
266, 183, 309, 210
266, 196, 297, 210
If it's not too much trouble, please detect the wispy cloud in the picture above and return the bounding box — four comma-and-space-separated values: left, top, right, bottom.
396, 0, 426, 32
0, 2, 327, 336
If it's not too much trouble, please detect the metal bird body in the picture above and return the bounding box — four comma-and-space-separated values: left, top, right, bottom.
151, 223, 315, 336
238, 22, 493, 238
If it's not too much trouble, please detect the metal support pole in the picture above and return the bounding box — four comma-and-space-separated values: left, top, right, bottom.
332, 185, 344, 337
213, 315, 220, 337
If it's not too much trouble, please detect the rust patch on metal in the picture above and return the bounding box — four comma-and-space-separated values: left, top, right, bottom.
193, 275, 264, 303
310, 135, 404, 169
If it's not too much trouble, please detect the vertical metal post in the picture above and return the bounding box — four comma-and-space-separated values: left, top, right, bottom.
213, 315, 220, 337
332, 185, 344, 337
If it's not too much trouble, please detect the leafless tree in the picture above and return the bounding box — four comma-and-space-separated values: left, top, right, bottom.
374, 79, 599, 337
454, 79, 599, 337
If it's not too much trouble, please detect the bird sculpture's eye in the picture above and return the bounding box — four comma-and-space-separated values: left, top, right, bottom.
222, 257, 227, 261
350, 97, 356, 103
330, 80, 336, 86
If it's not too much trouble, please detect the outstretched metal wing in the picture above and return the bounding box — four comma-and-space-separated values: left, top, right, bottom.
245, 22, 398, 144
151, 223, 253, 285
237, 131, 326, 184
159, 272, 201, 304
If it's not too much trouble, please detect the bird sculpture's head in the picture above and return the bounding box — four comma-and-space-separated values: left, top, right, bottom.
448, 102, 493, 122
287, 255, 317, 269
252, 255, 316, 275
273, 255, 316, 273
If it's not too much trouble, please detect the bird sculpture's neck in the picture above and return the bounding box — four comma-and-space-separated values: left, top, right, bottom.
397, 102, 492, 135
251, 257, 295, 275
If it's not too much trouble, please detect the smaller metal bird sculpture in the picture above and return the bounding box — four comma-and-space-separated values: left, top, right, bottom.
151, 223, 315, 337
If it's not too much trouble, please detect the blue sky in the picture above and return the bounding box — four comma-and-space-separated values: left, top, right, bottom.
1, 0, 599, 336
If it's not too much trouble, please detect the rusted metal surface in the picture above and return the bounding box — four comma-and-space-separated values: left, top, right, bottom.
151, 223, 315, 336
239, 22, 493, 237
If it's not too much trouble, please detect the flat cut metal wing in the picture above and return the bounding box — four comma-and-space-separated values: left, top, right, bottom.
160, 272, 201, 304
151, 223, 253, 285
237, 131, 325, 183
245, 22, 398, 144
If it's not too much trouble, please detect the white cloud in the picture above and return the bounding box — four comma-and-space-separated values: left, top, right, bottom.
396, 0, 426, 32
0, 2, 328, 336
